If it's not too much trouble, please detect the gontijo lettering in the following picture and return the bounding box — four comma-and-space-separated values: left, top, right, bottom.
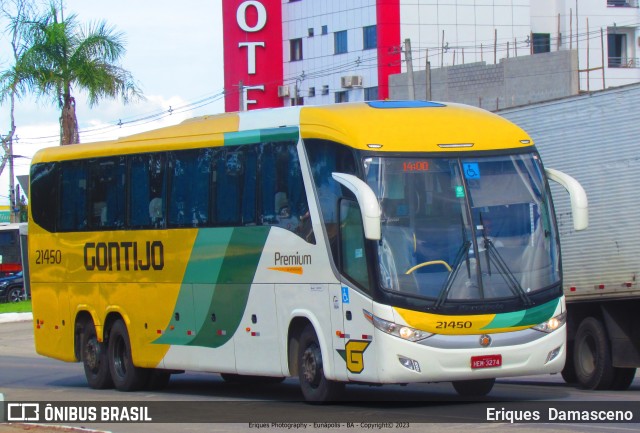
84, 241, 164, 271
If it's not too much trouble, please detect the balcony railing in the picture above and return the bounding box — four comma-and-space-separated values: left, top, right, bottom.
607, 0, 639, 7
608, 57, 640, 68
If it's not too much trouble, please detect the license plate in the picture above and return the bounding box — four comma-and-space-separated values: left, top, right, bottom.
471, 354, 502, 369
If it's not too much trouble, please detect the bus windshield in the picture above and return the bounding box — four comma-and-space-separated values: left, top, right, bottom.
364, 152, 559, 306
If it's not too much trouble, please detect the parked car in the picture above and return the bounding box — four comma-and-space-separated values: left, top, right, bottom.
0, 272, 25, 303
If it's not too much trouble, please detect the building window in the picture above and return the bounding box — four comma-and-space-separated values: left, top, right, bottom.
364, 87, 379, 101
290, 38, 303, 61
308, 28, 314, 37
607, 0, 636, 6
308, 87, 316, 97
363, 25, 377, 50
607, 32, 627, 67
335, 91, 349, 104
532, 33, 550, 54
321, 25, 328, 35
334, 30, 348, 54
292, 96, 304, 106
322, 85, 329, 95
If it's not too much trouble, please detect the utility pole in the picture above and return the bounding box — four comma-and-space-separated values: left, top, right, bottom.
404, 38, 415, 100
425, 49, 432, 101
238, 80, 244, 111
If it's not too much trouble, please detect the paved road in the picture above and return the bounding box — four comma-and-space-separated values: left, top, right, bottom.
2, 318, 640, 433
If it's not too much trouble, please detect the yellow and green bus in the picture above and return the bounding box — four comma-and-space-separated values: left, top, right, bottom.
29, 101, 587, 401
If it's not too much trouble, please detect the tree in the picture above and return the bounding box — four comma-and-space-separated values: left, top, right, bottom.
17, 2, 141, 145
0, 0, 33, 221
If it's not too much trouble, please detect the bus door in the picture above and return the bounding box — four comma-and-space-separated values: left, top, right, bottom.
335, 199, 378, 383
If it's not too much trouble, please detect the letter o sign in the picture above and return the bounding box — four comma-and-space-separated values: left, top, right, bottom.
237, 1, 267, 33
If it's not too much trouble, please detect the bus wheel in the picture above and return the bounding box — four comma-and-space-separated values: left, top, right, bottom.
574, 317, 614, 390
452, 378, 495, 397
108, 320, 149, 391
81, 321, 113, 389
611, 368, 636, 391
298, 325, 344, 403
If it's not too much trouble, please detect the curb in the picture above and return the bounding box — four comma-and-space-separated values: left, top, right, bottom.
0, 312, 33, 324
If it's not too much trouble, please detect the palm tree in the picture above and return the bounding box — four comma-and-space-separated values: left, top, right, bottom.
18, 3, 141, 145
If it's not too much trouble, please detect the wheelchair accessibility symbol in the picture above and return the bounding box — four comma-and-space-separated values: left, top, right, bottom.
463, 162, 480, 179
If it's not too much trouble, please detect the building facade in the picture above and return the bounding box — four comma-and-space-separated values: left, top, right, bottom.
222, 0, 640, 111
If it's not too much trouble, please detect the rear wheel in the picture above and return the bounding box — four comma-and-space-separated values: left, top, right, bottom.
297, 324, 344, 403
452, 378, 495, 397
81, 321, 113, 389
574, 317, 614, 390
108, 320, 149, 391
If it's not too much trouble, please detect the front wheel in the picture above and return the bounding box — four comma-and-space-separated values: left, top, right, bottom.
297, 325, 344, 403
452, 378, 495, 397
108, 320, 149, 391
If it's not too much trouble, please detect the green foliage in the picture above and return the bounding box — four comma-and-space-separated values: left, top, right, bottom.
0, 300, 32, 313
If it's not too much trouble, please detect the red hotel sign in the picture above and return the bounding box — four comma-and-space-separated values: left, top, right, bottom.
222, 0, 284, 112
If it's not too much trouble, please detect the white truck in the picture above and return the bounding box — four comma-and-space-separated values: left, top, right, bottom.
501, 83, 640, 390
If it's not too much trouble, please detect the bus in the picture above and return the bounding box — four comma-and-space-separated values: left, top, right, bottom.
29, 101, 587, 402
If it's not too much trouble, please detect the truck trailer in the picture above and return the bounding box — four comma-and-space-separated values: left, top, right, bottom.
501, 83, 640, 390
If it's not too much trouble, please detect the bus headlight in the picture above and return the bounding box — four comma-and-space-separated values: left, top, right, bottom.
364, 310, 432, 342
532, 311, 567, 333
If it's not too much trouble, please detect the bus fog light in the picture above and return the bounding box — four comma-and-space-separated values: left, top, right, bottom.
398, 356, 421, 372
545, 345, 562, 364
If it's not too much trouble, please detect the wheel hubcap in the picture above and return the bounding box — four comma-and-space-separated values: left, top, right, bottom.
85, 338, 100, 371
301, 344, 322, 387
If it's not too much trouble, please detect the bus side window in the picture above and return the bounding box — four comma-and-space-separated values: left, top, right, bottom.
339, 199, 371, 291
88, 157, 126, 230
214, 147, 256, 226
259, 141, 314, 243
30, 162, 58, 232
169, 149, 212, 227
130, 153, 166, 228
59, 161, 88, 231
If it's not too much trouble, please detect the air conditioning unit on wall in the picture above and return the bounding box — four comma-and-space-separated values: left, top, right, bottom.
341, 75, 363, 88
277, 86, 290, 97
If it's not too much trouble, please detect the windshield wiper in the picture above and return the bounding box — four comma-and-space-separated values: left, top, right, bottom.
434, 240, 471, 309
479, 213, 533, 307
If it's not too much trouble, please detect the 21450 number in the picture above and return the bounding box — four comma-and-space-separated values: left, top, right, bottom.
35, 249, 62, 265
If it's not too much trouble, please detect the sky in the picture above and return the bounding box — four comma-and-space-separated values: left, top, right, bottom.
0, 0, 225, 206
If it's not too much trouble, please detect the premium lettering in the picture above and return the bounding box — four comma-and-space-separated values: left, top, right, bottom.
84, 241, 164, 271
274, 251, 311, 266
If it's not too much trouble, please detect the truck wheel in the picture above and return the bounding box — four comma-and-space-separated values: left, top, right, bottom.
574, 317, 614, 390
108, 320, 149, 391
561, 343, 578, 384
452, 378, 495, 397
297, 324, 344, 403
611, 368, 636, 391
81, 320, 113, 389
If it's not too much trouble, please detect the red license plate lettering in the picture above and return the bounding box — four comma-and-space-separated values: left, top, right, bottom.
471, 354, 502, 369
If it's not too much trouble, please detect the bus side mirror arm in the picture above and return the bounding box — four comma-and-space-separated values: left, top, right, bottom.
545, 167, 588, 231
332, 172, 381, 240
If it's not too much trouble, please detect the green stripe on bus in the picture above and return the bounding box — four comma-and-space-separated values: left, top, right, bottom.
481, 298, 559, 330
224, 127, 299, 146
154, 226, 271, 348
